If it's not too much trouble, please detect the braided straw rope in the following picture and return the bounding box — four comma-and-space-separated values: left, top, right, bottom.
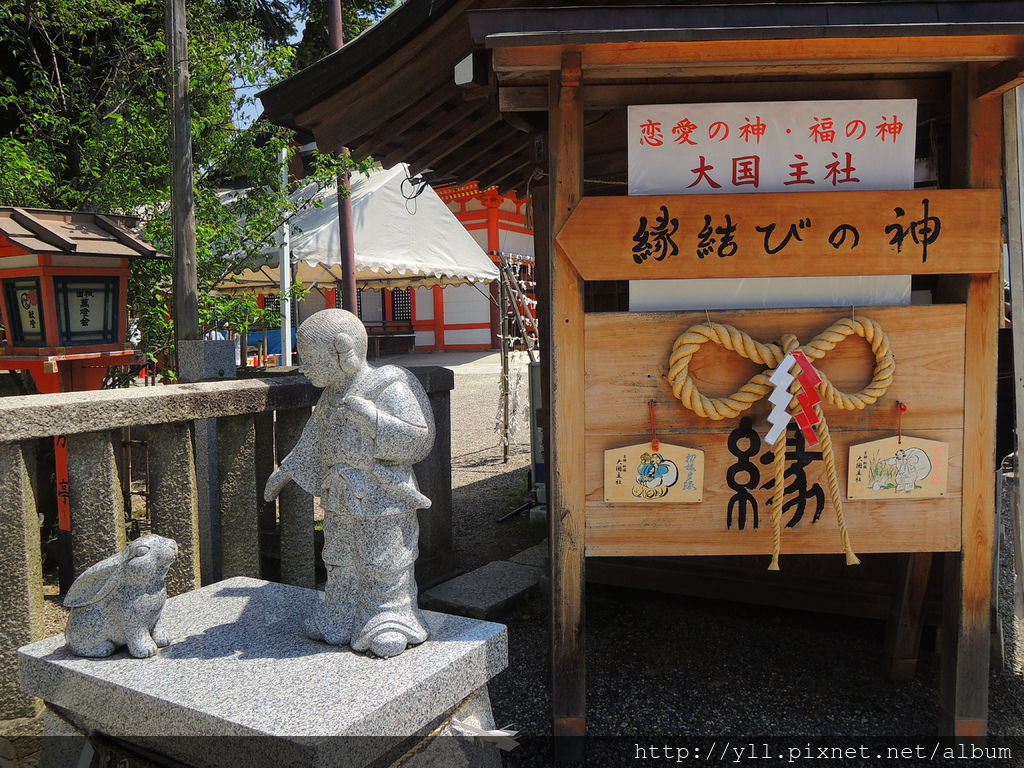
387, 690, 477, 767
666, 316, 895, 570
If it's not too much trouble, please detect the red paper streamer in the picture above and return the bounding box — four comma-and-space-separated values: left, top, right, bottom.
790, 350, 823, 446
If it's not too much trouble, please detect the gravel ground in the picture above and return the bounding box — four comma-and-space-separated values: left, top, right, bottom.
445, 352, 542, 571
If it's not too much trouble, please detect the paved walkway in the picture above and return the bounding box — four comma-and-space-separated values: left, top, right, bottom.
378, 348, 532, 375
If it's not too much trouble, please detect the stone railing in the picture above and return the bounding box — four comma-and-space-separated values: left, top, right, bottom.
0, 369, 454, 720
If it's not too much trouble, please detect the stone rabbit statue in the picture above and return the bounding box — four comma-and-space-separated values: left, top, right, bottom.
64, 534, 178, 658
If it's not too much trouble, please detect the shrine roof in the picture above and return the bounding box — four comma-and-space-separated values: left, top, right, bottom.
469, 2, 1024, 47
0, 208, 167, 260
258, 0, 1024, 195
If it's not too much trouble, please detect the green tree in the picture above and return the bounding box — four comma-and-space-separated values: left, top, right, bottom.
0, 0, 376, 378
292, 0, 397, 70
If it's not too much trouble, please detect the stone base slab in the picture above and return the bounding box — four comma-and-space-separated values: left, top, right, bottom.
18, 577, 508, 768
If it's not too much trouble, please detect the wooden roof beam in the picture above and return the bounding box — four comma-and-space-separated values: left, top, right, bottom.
409, 111, 504, 176
977, 57, 1024, 100
499, 77, 949, 112
445, 123, 528, 179
490, 160, 536, 195
348, 83, 466, 159
457, 143, 531, 191
425, 131, 526, 187
94, 214, 160, 258
10, 208, 77, 252
491, 36, 1024, 75
295, 2, 480, 153
380, 98, 490, 169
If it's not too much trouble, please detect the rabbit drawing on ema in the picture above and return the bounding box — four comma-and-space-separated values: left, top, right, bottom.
63, 535, 178, 658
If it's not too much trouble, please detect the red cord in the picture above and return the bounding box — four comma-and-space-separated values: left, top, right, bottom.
897, 401, 908, 443
648, 400, 660, 452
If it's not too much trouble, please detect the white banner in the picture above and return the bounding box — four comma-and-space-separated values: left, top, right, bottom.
14, 284, 42, 336
628, 100, 916, 196
627, 99, 917, 311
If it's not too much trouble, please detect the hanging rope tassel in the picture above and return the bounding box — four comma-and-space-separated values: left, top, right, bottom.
813, 402, 861, 566
768, 430, 787, 571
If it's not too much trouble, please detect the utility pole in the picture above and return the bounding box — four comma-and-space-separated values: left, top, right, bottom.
165, 0, 200, 347
327, 0, 358, 312
166, 0, 236, 585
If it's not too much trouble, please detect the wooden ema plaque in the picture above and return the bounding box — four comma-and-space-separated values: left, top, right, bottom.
583, 305, 965, 558
848, 435, 949, 500
603, 442, 705, 503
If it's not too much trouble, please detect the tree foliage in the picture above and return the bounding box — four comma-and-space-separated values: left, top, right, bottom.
292, 0, 397, 70
0, 0, 387, 378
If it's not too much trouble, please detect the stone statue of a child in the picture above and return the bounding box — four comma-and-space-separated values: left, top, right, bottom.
265, 309, 435, 657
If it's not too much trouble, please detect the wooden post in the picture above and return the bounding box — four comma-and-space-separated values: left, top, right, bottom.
488, 203, 502, 349
326, 0, 358, 314
940, 64, 1002, 738
432, 286, 444, 350
548, 50, 586, 762
884, 553, 933, 681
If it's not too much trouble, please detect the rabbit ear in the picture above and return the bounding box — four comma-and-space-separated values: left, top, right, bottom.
63, 549, 126, 608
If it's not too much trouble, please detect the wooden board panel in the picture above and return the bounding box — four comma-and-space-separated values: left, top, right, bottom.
583, 305, 965, 558
585, 305, 966, 436
585, 428, 962, 557
556, 190, 1000, 280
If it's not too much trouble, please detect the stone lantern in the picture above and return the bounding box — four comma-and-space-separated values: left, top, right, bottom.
0, 207, 167, 392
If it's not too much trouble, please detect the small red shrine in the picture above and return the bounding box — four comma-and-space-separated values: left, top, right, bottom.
0, 207, 166, 393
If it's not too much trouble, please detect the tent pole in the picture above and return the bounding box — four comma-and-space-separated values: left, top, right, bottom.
279, 147, 293, 365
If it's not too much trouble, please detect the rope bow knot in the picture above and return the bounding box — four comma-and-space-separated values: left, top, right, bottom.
666, 316, 896, 570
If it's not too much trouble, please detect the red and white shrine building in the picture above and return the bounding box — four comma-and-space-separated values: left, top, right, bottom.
417, 182, 533, 351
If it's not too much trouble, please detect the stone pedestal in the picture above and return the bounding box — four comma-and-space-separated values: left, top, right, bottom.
18, 577, 508, 768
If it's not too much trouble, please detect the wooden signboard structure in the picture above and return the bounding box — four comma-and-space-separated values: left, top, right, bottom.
255, 1, 1024, 759
515, 20, 1015, 753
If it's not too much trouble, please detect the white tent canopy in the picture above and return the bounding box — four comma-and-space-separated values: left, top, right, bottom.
224, 163, 498, 291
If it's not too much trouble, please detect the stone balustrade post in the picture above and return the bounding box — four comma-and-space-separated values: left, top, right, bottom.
276, 407, 315, 588
65, 431, 127, 577
409, 367, 455, 587
147, 422, 201, 596
217, 414, 260, 579
0, 441, 43, 719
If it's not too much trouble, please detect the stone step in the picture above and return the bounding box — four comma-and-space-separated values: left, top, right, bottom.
509, 541, 547, 569
420, 560, 542, 620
